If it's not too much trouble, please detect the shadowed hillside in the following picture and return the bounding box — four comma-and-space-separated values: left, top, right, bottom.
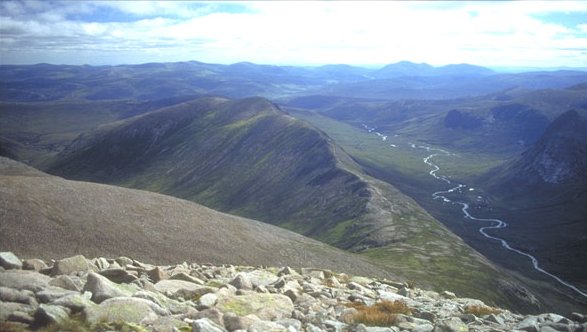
478, 110, 587, 289
0, 156, 390, 277
47, 96, 370, 238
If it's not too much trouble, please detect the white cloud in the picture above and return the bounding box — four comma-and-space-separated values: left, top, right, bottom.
1, 0, 586, 67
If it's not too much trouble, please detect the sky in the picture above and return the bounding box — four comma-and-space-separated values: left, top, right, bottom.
1, 1, 587, 68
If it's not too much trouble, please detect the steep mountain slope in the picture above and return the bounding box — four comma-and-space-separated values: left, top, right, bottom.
479, 110, 587, 287
499, 110, 587, 187
48, 96, 370, 237
42, 96, 542, 312
0, 156, 389, 276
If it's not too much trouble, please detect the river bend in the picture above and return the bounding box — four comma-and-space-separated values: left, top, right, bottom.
361, 124, 587, 299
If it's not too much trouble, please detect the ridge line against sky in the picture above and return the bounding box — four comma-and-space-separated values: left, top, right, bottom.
1, 1, 586, 68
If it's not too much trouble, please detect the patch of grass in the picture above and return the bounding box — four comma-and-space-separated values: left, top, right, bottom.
34, 315, 93, 332
95, 321, 149, 332
464, 304, 501, 316
406, 280, 417, 289
206, 280, 226, 288
317, 219, 354, 244
348, 300, 411, 327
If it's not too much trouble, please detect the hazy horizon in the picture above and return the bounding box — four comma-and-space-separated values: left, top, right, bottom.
1, 1, 587, 68
3, 58, 587, 74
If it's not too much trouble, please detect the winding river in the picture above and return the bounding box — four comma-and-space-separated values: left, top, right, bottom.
362, 124, 587, 299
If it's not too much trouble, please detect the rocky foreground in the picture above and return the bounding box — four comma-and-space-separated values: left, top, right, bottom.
0, 252, 585, 332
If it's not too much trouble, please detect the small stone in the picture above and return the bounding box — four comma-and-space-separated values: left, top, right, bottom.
539, 313, 572, 325
193, 318, 227, 332
93, 257, 110, 270
458, 314, 479, 324
301, 268, 325, 279
305, 323, 325, 332
244, 270, 279, 288
148, 267, 170, 283
377, 291, 411, 304
250, 319, 288, 332
348, 282, 366, 291
108, 261, 123, 270
52, 292, 93, 312
538, 326, 560, 332
548, 322, 575, 332
22, 259, 48, 272
83, 272, 134, 303
355, 325, 400, 332
223, 312, 260, 331
571, 313, 586, 323
35, 303, 71, 326
151, 316, 188, 332
99, 268, 138, 283
380, 279, 405, 289
276, 318, 302, 332
49, 274, 83, 291
291, 309, 305, 321
0, 286, 35, 305
516, 316, 540, 332
156, 279, 204, 293
51, 255, 90, 276
217, 285, 237, 297
433, 317, 469, 332
349, 276, 374, 285
284, 289, 300, 302
0, 251, 22, 270
85, 297, 169, 325
485, 314, 504, 325
339, 307, 358, 324
413, 324, 434, 332
198, 293, 218, 309
0, 302, 30, 321
417, 311, 436, 323
170, 272, 204, 285
272, 277, 287, 289
216, 293, 294, 320
398, 287, 411, 297
440, 291, 456, 299
8, 311, 35, 324
36, 287, 78, 303
192, 308, 225, 327
228, 274, 253, 290
0, 270, 51, 291
278, 267, 299, 276
324, 319, 348, 332
115, 256, 134, 266
325, 276, 341, 288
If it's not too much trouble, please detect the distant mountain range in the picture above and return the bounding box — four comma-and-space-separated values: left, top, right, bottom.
2, 61, 586, 102
373, 61, 495, 78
